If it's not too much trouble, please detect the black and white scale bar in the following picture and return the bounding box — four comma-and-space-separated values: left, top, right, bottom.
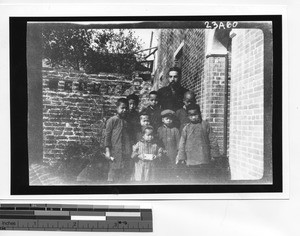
0, 210, 150, 219
0, 219, 153, 232
0, 204, 152, 232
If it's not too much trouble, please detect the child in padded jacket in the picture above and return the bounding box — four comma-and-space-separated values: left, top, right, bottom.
176, 103, 220, 183
104, 98, 132, 183
156, 109, 180, 181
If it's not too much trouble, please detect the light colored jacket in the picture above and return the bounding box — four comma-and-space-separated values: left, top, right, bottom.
177, 121, 220, 165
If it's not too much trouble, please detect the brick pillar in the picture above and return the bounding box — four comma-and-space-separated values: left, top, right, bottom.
203, 56, 226, 154
229, 29, 264, 180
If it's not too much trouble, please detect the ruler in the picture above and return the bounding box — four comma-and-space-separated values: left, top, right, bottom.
0, 204, 152, 232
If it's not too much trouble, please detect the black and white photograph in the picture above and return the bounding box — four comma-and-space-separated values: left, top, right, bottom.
10, 16, 281, 194
2, 0, 299, 234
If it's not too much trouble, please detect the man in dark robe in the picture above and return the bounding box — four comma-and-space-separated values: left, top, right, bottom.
157, 67, 188, 111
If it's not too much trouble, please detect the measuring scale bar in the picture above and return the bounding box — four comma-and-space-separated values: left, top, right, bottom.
0, 204, 152, 232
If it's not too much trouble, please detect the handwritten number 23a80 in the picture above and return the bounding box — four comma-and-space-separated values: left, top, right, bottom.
205, 21, 238, 29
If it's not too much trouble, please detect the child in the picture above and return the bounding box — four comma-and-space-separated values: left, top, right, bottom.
175, 91, 197, 133
104, 98, 133, 183
131, 112, 151, 181
176, 104, 220, 183
131, 126, 163, 182
142, 91, 162, 131
127, 94, 140, 143
157, 109, 180, 181
135, 111, 151, 141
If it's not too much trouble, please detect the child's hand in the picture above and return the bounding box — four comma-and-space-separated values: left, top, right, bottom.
157, 148, 165, 158
104, 152, 114, 162
143, 154, 155, 161
176, 159, 186, 165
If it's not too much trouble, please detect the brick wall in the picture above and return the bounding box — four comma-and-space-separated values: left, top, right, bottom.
229, 29, 264, 180
154, 29, 185, 89
139, 81, 154, 111
154, 28, 264, 180
154, 29, 206, 101
42, 68, 132, 164
153, 29, 224, 153
203, 56, 226, 154
180, 29, 206, 101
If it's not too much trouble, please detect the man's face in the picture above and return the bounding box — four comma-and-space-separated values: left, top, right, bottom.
168, 70, 179, 85
188, 109, 200, 123
128, 99, 137, 112
117, 103, 128, 117
149, 94, 158, 108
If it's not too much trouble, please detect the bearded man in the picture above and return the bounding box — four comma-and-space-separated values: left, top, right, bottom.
157, 67, 188, 111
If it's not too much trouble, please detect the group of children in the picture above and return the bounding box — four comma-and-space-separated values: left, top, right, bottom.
104, 90, 221, 184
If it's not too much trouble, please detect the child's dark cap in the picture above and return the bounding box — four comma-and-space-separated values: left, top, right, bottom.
149, 91, 158, 97
186, 103, 201, 113
161, 109, 175, 118
139, 110, 150, 117
127, 94, 139, 104
116, 98, 128, 107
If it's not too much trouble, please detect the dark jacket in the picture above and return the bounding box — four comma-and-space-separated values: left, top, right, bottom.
157, 125, 180, 165
157, 84, 188, 111
175, 107, 190, 133
142, 106, 162, 131
126, 110, 140, 143
104, 115, 132, 169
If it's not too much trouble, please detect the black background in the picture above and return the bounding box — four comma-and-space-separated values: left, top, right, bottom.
10, 15, 282, 195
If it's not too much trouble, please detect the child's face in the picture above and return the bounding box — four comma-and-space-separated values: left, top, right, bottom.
116, 102, 128, 117
162, 116, 173, 127
149, 94, 158, 108
128, 99, 137, 112
183, 94, 196, 108
140, 115, 150, 127
143, 129, 154, 142
188, 109, 200, 123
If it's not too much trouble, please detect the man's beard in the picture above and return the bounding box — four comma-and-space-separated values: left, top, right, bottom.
170, 81, 180, 90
